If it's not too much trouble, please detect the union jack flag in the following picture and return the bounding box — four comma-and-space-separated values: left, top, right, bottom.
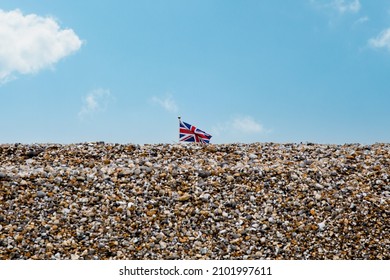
179, 118, 212, 144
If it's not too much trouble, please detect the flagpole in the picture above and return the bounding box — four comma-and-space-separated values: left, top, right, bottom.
178, 116, 181, 143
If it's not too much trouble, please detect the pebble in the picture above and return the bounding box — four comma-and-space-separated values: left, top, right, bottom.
318, 221, 326, 231
36, 191, 46, 198
200, 248, 208, 255
198, 170, 211, 178
248, 153, 258, 159
199, 193, 210, 202
0, 142, 388, 260
159, 241, 167, 249
177, 193, 191, 202
26, 150, 40, 158
226, 175, 234, 182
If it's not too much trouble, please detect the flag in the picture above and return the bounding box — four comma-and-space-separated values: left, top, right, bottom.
179, 118, 212, 144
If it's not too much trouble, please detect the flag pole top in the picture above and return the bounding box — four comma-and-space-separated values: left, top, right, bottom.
178, 116, 181, 120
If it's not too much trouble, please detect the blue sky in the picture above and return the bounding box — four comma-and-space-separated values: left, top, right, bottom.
1, 0, 389, 144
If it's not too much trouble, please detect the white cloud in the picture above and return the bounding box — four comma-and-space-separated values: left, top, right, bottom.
311, 0, 361, 14
78, 89, 112, 119
354, 16, 369, 25
0, 9, 82, 83
213, 116, 266, 135
151, 94, 178, 113
331, 0, 361, 13
369, 28, 390, 51
231, 116, 264, 133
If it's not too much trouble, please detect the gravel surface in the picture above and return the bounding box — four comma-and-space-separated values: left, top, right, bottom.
0, 142, 389, 259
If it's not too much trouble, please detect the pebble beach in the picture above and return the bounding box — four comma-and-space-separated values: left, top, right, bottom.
0, 142, 389, 260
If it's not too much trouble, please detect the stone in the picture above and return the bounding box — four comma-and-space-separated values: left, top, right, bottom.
198, 170, 211, 178
26, 150, 39, 158
159, 241, 167, 249
226, 175, 234, 182
177, 193, 191, 202
134, 168, 141, 175
318, 221, 326, 231
200, 248, 208, 255
200, 193, 210, 202
37, 191, 46, 198
249, 153, 258, 159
